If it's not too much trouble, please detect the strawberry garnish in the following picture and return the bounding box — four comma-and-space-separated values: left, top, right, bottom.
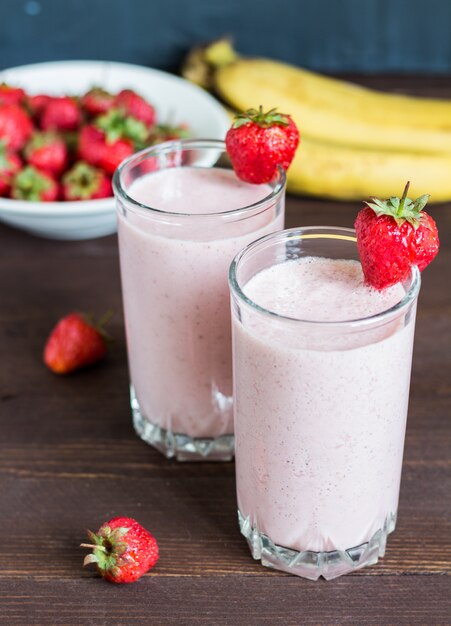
355, 181, 440, 290
81, 517, 159, 584
225, 106, 300, 184
12, 165, 59, 201
62, 161, 112, 200
43, 311, 112, 374
24, 131, 68, 176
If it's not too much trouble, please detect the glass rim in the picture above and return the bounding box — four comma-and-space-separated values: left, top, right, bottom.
228, 226, 421, 327
112, 138, 286, 220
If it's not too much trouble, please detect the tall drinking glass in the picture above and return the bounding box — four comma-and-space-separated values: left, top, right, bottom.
229, 227, 420, 579
113, 140, 285, 461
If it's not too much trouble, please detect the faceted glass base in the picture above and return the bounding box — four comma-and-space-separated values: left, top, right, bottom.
130, 386, 234, 462
238, 510, 397, 580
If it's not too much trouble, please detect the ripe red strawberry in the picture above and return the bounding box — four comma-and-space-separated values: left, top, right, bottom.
0, 104, 33, 150
77, 125, 105, 166
24, 131, 68, 176
43, 312, 110, 374
0, 83, 26, 106
355, 182, 440, 290
62, 161, 112, 200
114, 89, 155, 127
28, 93, 51, 118
40, 96, 82, 131
78, 123, 134, 175
82, 108, 147, 174
12, 165, 59, 201
148, 122, 190, 146
81, 517, 159, 584
0, 144, 21, 196
81, 87, 115, 117
225, 106, 300, 184
98, 137, 134, 174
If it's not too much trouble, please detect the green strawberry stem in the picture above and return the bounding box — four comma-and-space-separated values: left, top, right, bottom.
232, 106, 290, 129
83, 310, 114, 342
97, 309, 114, 329
366, 182, 430, 229
397, 181, 410, 216
80, 543, 107, 552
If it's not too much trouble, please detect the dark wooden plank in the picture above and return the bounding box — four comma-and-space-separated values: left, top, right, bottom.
0, 468, 449, 579
1, 576, 450, 625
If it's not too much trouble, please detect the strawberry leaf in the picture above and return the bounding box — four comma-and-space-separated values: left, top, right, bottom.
83, 554, 99, 566
413, 194, 430, 212
232, 106, 290, 129
365, 183, 430, 230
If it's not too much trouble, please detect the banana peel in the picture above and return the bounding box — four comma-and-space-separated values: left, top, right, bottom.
291, 137, 451, 202
215, 59, 451, 154
181, 39, 451, 202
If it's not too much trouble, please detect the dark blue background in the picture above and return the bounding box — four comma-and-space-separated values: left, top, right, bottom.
1, 0, 450, 73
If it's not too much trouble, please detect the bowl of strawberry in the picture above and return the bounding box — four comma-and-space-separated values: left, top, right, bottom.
0, 60, 229, 239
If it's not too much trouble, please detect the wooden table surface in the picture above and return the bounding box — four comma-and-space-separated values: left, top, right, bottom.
1, 78, 451, 625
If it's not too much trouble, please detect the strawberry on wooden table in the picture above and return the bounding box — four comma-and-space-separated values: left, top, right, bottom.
12, 165, 59, 201
43, 311, 111, 374
81, 517, 159, 584
62, 161, 111, 200
225, 106, 300, 184
355, 182, 440, 290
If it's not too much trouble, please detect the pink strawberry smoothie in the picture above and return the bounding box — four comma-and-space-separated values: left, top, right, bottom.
233, 257, 416, 552
117, 166, 283, 439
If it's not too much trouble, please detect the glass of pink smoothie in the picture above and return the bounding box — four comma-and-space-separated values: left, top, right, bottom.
229, 226, 420, 579
113, 140, 285, 461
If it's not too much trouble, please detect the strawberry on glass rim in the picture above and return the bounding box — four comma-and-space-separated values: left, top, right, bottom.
225, 106, 300, 184
355, 181, 439, 290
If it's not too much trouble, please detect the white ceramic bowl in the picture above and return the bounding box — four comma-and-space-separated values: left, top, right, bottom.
0, 60, 229, 240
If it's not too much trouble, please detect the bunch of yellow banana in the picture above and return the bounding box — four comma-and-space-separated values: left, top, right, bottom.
182, 40, 451, 202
